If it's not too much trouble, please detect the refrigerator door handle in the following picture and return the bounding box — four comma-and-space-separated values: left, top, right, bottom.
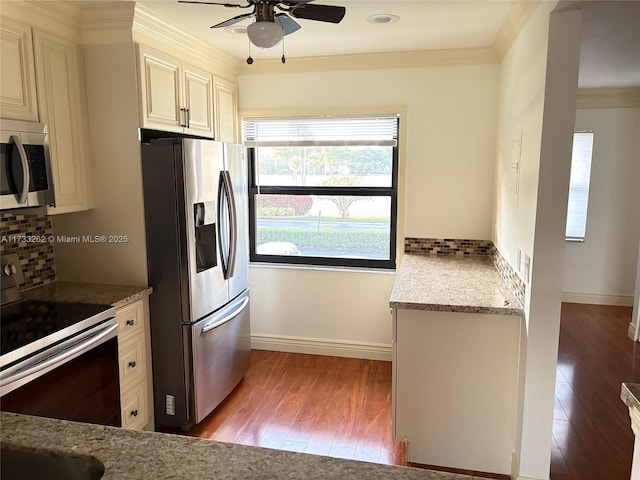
224, 171, 238, 279
218, 170, 237, 280
200, 296, 249, 334
217, 171, 230, 278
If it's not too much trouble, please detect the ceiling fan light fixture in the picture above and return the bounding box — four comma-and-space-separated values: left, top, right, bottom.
366, 14, 399, 25
247, 20, 283, 49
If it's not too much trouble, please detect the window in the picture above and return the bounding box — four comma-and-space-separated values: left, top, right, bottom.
244, 114, 399, 269
565, 132, 594, 241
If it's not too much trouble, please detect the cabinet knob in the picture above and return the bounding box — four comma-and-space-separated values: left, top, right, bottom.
128, 361, 137, 368
126, 319, 135, 326
130, 409, 138, 417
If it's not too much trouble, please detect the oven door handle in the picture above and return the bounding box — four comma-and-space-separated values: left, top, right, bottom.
0, 322, 118, 388
9, 135, 30, 205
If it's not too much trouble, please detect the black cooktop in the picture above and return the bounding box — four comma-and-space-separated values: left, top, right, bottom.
1, 300, 114, 358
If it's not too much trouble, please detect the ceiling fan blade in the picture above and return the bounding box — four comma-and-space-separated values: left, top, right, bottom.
290, 3, 346, 23
278, 0, 315, 5
178, 0, 252, 8
275, 13, 301, 35
211, 12, 254, 28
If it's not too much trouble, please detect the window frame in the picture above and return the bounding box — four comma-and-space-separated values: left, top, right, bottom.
246, 116, 399, 270
565, 131, 594, 242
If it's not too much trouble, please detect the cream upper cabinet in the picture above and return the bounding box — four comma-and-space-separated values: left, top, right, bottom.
33, 30, 91, 214
138, 45, 214, 138
183, 63, 214, 137
213, 76, 238, 143
0, 18, 39, 121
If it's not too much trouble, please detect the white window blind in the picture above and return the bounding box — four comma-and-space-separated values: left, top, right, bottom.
243, 115, 399, 147
565, 132, 594, 241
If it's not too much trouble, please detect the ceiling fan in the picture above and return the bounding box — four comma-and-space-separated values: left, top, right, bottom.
178, 0, 346, 52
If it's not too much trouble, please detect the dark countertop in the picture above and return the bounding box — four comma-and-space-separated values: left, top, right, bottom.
21, 281, 152, 308
389, 255, 522, 316
0, 412, 488, 480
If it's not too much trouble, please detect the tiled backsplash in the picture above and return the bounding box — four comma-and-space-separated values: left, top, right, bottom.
404, 237, 493, 256
404, 237, 525, 306
0, 211, 56, 290
490, 245, 526, 306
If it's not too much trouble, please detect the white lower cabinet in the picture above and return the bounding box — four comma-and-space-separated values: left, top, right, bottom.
392, 308, 522, 476
116, 298, 152, 430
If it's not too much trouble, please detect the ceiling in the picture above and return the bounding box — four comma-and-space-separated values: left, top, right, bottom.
135, 0, 640, 87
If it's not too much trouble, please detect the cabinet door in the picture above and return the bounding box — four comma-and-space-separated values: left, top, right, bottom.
213, 76, 238, 143
33, 30, 90, 214
0, 18, 38, 121
138, 45, 182, 133
183, 63, 213, 138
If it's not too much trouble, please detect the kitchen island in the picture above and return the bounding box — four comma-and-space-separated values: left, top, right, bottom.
1, 412, 491, 479
390, 254, 524, 477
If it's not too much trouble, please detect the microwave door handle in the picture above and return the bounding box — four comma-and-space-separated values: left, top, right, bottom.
10, 135, 30, 205
224, 171, 238, 278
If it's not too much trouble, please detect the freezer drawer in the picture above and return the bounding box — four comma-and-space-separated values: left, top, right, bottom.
189, 290, 250, 424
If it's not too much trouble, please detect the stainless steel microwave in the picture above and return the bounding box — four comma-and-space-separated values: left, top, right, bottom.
1, 119, 55, 210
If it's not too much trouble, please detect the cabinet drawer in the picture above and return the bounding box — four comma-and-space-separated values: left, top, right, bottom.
116, 300, 144, 340
118, 336, 146, 387
120, 384, 148, 430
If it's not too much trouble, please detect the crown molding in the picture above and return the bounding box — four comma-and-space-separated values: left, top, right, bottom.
493, 1, 540, 59
131, 3, 240, 80
576, 87, 640, 109
1, 0, 82, 42
80, 2, 135, 45
238, 47, 499, 75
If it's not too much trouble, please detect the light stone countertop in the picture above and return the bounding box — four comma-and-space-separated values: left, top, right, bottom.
0, 412, 489, 480
390, 255, 522, 316
621, 383, 640, 411
21, 281, 152, 308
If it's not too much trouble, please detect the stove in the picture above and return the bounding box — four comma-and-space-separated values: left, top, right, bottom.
1, 300, 116, 368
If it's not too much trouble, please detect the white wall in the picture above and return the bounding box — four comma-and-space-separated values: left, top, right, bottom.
563, 108, 640, 305
494, 3, 583, 479
53, 42, 149, 286
239, 64, 499, 356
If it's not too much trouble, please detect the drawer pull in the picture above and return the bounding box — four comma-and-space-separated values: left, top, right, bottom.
126, 319, 135, 326
128, 361, 137, 368
130, 409, 138, 417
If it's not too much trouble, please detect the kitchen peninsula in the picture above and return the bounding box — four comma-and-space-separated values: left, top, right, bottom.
1, 412, 491, 479
390, 253, 524, 476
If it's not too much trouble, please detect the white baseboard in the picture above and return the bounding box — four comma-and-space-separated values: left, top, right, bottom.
629, 322, 639, 342
515, 477, 549, 480
562, 292, 634, 307
251, 333, 392, 361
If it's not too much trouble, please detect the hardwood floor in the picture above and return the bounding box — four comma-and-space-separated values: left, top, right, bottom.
552, 303, 639, 480
187, 303, 639, 479
187, 351, 406, 465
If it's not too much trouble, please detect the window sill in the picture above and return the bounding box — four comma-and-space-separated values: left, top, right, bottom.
248, 261, 397, 275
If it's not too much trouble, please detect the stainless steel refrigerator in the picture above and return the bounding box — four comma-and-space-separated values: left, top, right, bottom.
141, 137, 250, 431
